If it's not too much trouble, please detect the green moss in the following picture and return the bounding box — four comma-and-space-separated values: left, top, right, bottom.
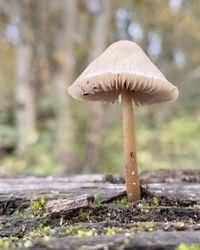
59, 216, 64, 226
27, 225, 51, 240
174, 222, 185, 230
139, 206, 150, 214
0, 239, 10, 249
134, 221, 156, 232
43, 226, 51, 234
29, 231, 38, 239
106, 226, 116, 235
79, 210, 91, 221
4, 222, 11, 228
43, 235, 51, 241
42, 212, 48, 219
94, 194, 101, 207
143, 221, 155, 231
114, 197, 129, 205
12, 209, 21, 217
124, 237, 131, 246
77, 230, 93, 237
23, 240, 33, 248
176, 244, 200, 250
28, 197, 47, 211
66, 228, 73, 236
153, 197, 159, 206
195, 205, 200, 212
66, 225, 82, 236
9, 236, 18, 241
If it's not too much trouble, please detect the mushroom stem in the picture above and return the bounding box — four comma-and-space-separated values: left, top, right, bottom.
122, 90, 141, 201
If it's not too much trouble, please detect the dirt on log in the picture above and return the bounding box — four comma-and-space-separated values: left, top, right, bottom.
0, 169, 199, 250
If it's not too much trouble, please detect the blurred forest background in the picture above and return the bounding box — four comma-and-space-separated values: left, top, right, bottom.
0, 0, 200, 176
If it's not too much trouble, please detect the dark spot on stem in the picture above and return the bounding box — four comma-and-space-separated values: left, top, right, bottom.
130, 152, 134, 158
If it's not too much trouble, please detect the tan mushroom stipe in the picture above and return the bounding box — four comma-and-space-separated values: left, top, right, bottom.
68, 40, 179, 202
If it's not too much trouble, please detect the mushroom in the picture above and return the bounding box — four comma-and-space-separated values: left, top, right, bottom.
68, 40, 179, 202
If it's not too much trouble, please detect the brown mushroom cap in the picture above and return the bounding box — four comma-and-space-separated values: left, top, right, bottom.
68, 40, 179, 105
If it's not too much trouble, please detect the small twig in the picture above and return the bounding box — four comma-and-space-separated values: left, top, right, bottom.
47, 194, 94, 214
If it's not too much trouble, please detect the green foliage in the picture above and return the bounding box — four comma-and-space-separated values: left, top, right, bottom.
161, 116, 200, 151
95, 124, 123, 173
93, 113, 200, 173
137, 114, 200, 171
1, 138, 64, 176
176, 244, 200, 250
0, 125, 18, 148
25, 140, 64, 175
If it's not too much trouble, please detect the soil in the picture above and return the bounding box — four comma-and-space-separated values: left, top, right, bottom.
0, 169, 199, 250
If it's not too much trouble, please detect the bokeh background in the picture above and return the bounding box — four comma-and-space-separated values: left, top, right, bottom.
0, 0, 200, 176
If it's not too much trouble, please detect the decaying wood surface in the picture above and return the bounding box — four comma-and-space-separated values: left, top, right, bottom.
19, 231, 200, 250
0, 172, 200, 202
0, 170, 199, 250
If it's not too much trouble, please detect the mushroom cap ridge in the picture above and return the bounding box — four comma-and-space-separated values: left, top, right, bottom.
68, 40, 179, 105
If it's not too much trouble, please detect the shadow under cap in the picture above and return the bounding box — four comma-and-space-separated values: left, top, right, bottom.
68, 40, 179, 105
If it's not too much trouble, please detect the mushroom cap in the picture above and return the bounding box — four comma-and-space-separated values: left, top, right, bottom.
68, 40, 178, 105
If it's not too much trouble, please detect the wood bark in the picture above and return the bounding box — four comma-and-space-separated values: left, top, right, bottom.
14, 0, 37, 154
47, 194, 94, 214
82, 0, 112, 170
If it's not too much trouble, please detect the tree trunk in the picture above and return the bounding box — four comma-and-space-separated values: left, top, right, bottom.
14, 0, 37, 155
82, 0, 112, 170
51, 0, 78, 172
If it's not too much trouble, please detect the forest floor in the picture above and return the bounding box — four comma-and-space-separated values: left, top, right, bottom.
0, 169, 200, 250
